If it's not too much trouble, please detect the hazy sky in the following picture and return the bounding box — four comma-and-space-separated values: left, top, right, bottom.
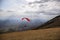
0, 0, 60, 15
1, 0, 26, 10
0, 0, 60, 20
1, 0, 36, 10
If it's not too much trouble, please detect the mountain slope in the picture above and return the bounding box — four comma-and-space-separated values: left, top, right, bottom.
36, 15, 60, 29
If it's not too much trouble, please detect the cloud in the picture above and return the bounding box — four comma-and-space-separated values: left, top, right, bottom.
1, 0, 60, 15
27, 0, 60, 15
26, 0, 36, 2
54, 0, 60, 2
0, 11, 14, 20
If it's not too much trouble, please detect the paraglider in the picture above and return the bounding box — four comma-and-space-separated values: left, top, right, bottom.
21, 17, 30, 28
15, 17, 31, 31
22, 17, 30, 22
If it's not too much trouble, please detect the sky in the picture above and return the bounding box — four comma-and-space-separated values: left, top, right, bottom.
0, 0, 60, 14
0, 0, 60, 20
1, 0, 36, 11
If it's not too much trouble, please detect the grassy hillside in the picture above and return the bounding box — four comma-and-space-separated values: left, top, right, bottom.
0, 28, 60, 40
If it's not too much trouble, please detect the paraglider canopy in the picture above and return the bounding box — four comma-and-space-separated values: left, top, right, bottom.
22, 17, 30, 22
